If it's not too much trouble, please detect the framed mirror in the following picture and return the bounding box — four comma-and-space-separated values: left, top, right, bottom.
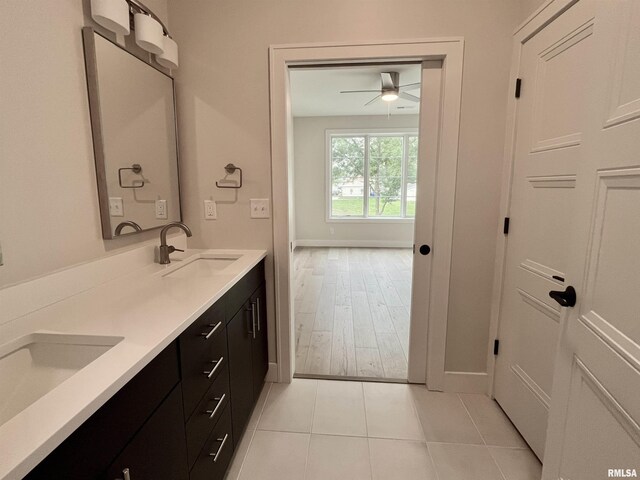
82, 27, 181, 239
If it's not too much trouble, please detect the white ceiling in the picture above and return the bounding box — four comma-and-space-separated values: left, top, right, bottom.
289, 64, 421, 117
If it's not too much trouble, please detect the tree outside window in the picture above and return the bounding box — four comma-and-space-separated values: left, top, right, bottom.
330, 133, 418, 219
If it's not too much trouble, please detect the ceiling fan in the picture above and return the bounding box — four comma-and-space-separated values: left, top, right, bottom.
340, 72, 421, 106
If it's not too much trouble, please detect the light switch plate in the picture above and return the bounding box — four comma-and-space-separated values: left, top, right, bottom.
250, 198, 270, 219
204, 200, 217, 219
109, 197, 124, 217
155, 199, 167, 219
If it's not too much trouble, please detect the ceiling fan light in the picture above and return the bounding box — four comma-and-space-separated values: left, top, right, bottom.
381, 91, 399, 102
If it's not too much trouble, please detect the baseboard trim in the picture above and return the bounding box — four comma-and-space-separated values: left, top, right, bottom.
443, 371, 488, 394
266, 362, 278, 382
295, 239, 412, 248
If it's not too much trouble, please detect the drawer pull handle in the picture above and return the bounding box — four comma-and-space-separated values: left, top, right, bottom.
209, 433, 229, 463
256, 297, 261, 332
115, 468, 131, 480
250, 302, 257, 339
201, 321, 222, 340
205, 393, 226, 419
203, 357, 224, 379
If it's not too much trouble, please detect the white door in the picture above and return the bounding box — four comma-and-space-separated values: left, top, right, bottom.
493, 0, 596, 459
543, 0, 640, 477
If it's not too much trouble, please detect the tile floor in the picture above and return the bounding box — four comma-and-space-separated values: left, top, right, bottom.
226, 379, 542, 480
293, 247, 412, 379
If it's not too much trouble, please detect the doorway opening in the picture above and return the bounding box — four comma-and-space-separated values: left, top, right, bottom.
269, 38, 464, 388
289, 64, 420, 381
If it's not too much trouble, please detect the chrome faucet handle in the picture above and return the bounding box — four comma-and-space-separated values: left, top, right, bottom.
168, 246, 184, 253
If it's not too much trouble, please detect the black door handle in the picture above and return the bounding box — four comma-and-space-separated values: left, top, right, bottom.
419, 244, 431, 255
549, 286, 576, 307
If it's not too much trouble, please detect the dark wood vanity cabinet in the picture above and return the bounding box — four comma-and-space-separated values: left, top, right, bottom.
25, 260, 266, 480
105, 385, 189, 480
227, 282, 268, 448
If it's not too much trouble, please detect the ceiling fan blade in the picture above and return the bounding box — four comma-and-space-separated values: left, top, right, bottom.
364, 94, 382, 106
340, 89, 381, 94
399, 82, 421, 91
398, 92, 420, 103
380, 72, 395, 89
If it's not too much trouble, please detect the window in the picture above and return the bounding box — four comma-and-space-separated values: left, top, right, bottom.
329, 132, 418, 219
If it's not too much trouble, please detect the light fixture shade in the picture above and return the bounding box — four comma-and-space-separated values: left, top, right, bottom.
381, 91, 399, 102
91, 0, 130, 36
156, 37, 178, 69
134, 13, 164, 54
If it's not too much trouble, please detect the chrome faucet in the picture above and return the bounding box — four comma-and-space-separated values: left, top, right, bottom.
158, 222, 192, 264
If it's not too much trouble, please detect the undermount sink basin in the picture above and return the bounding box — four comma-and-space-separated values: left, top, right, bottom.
0, 332, 123, 426
163, 255, 241, 279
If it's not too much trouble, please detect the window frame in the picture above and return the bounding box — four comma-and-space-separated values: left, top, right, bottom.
325, 128, 419, 223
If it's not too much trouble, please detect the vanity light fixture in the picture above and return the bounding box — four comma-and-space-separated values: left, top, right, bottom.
156, 36, 179, 69
90, 0, 130, 36
89, 0, 179, 69
134, 13, 164, 54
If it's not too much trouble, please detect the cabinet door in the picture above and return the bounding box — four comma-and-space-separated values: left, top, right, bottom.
105, 385, 188, 480
251, 285, 268, 399
226, 301, 254, 447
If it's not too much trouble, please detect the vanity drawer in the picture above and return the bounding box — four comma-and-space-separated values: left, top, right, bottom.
180, 318, 228, 419
185, 363, 230, 469
179, 299, 225, 369
189, 404, 234, 480
225, 260, 265, 321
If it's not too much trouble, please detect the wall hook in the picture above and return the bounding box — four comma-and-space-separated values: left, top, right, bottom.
216, 163, 243, 189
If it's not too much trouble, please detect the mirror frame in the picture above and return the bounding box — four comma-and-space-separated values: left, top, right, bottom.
81, 27, 182, 240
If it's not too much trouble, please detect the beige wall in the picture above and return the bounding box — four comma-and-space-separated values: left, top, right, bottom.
0, 0, 171, 288
170, 0, 521, 374
293, 115, 418, 246
519, 0, 548, 21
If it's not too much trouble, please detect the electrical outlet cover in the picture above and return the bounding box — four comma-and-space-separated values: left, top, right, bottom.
109, 197, 124, 217
204, 200, 217, 219
155, 199, 167, 219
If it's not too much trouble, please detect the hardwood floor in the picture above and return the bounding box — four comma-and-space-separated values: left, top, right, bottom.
293, 247, 412, 380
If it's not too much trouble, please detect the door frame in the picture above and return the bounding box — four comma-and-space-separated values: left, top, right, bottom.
269, 38, 464, 387
487, 0, 581, 396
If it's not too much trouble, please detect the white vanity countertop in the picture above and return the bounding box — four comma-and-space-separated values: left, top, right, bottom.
0, 248, 267, 480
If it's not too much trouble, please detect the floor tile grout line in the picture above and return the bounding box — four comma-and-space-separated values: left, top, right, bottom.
456, 396, 509, 480
232, 425, 258, 480
309, 379, 319, 437
235, 382, 273, 480
425, 442, 442, 480
253, 381, 273, 431
458, 393, 488, 446
301, 431, 312, 480
485, 444, 510, 480
361, 382, 370, 438
406, 383, 429, 442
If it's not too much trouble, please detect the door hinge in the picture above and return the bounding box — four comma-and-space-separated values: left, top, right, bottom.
412, 244, 415, 254
494, 339, 500, 356
503, 217, 510, 235
515, 78, 522, 98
